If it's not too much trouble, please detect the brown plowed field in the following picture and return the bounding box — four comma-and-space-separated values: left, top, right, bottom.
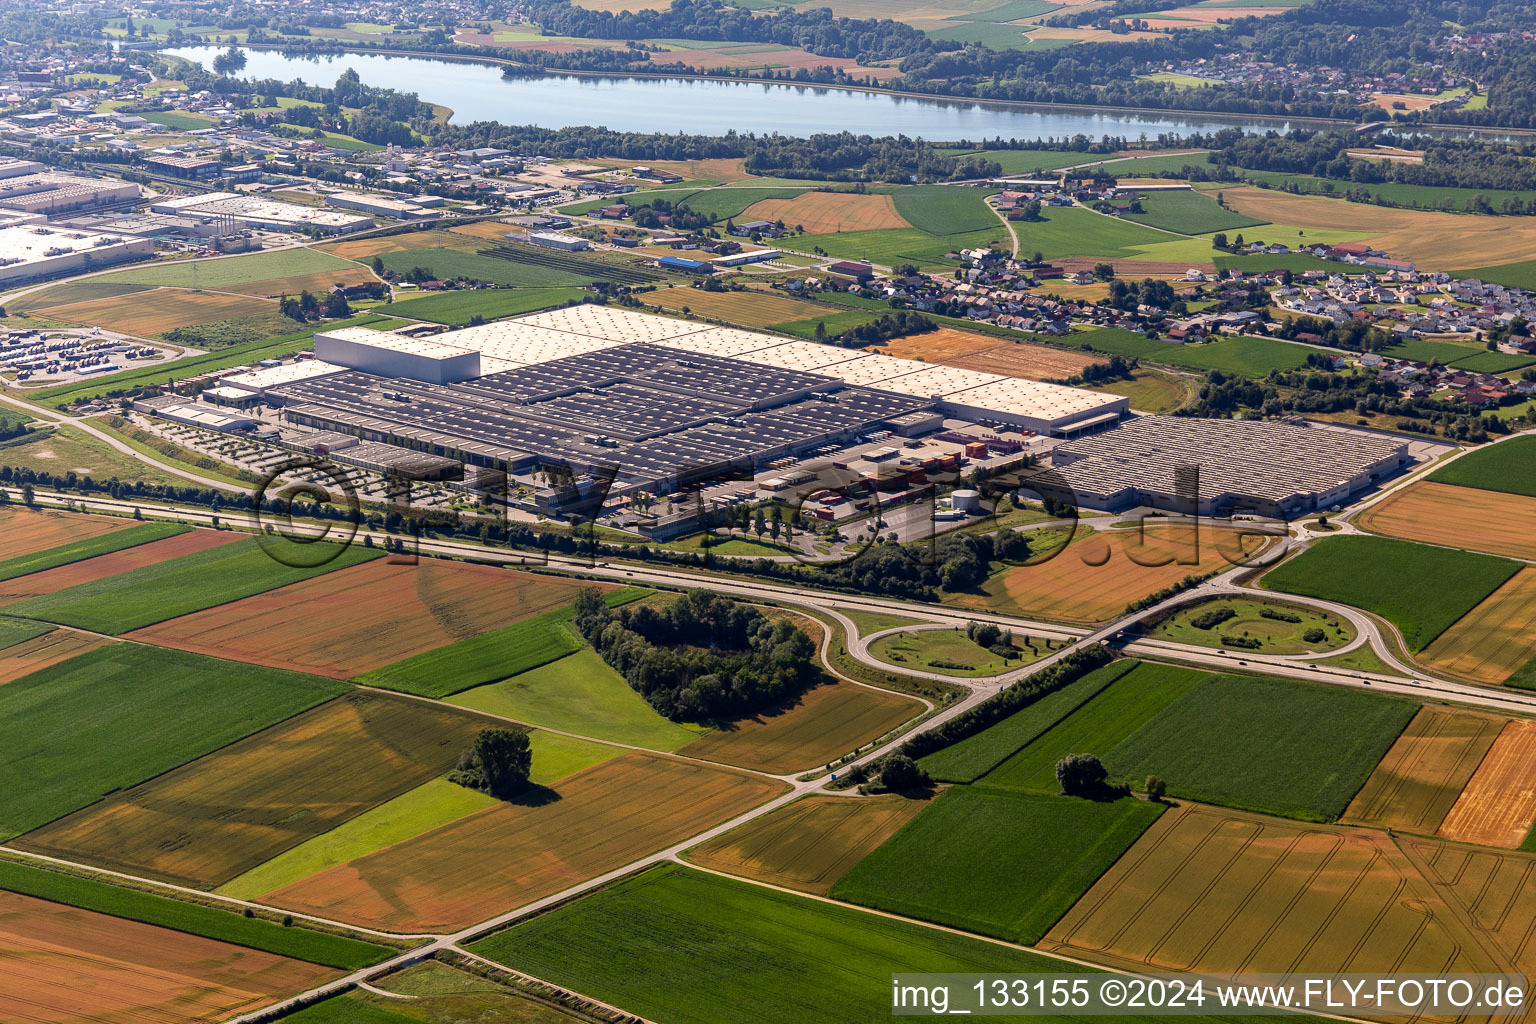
1437, 720, 1536, 848
1042, 802, 1504, 978
39, 288, 277, 336
0, 629, 113, 684
1422, 569, 1536, 685
15, 691, 497, 888
678, 682, 922, 774
1357, 481, 1536, 561
1400, 837, 1536, 974
127, 559, 597, 679
0, 530, 242, 608
1220, 186, 1536, 268
877, 329, 1105, 380
0, 890, 335, 1024
1341, 706, 1505, 833
949, 524, 1272, 623
0, 508, 132, 564
742, 192, 909, 234
688, 793, 929, 894
262, 752, 784, 931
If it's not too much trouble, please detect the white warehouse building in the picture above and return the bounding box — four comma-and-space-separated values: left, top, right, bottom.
0, 225, 152, 285
313, 327, 482, 385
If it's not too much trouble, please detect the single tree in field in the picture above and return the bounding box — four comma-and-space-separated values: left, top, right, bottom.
451, 728, 532, 799
1056, 753, 1108, 797
1145, 775, 1167, 803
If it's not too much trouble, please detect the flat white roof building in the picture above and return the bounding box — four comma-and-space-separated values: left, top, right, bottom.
325, 192, 438, 220
314, 327, 481, 384
0, 225, 152, 284
0, 173, 139, 214
221, 359, 350, 395
654, 327, 785, 358
151, 193, 372, 234
517, 305, 710, 343
944, 377, 1130, 433
739, 340, 872, 372
435, 320, 623, 367
821, 353, 930, 388
877, 365, 1007, 399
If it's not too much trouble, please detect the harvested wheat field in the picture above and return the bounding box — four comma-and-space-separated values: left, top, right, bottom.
0, 890, 335, 1024
1220, 186, 1536, 268
1400, 837, 1536, 975
1042, 802, 1504, 978
0, 508, 134, 565
949, 524, 1271, 623
323, 232, 481, 260
0, 629, 113, 684
1437, 720, 1536, 848
647, 287, 826, 329
39, 288, 276, 336
678, 682, 922, 774
237, 268, 378, 299
128, 558, 599, 679
262, 752, 784, 931
16, 691, 496, 888
1421, 569, 1536, 684
742, 192, 908, 234
878, 329, 1105, 380
1341, 706, 1505, 833
1138, 4, 1293, 27
1368, 92, 1444, 113
1357, 481, 1536, 561
688, 793, 929, 894
0, 530, 242, 608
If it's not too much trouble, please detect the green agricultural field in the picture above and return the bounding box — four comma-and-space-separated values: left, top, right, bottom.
8, 536, 380, 634
832, 788, 1162, 943
468, 863, 1097, 1024
1122, 190, 1266, 235
380, 248, 578, 287
0, 615, 53, 651
0, 645, 348, 839
1058, 327, 1312, 376
1386, 336, 1485, 365
793, 226, 1004, 270
217, 777, 501, 900
983, 661, 1209, 793
928, 21, 1037, 48
1012, 207, 1179, 260
680, 186, 812, 221
357, 606, 584, 697
280, 997, 420, 1024
894, 186, 1002, 236
278, 123, 383, 151
382, 286, 587, 325
105, 248, 356, 289
1097, 152, 1215, 178
1228, 169, 1536, 214
948, 0, 1061, 20
1449, 350, 1536, 373
1430, 436, 1536, 497
939, 149, 1095, 175
448, 647, 708, 750
918, 661, 1137, 784
1104, 672, 1417, 821
1212, 252, 1338, 273
1455, 260, 1536, 291
771, 308, 885, 339
28, 313, 397, 408
1261, 535, 1521, 650
0, 858, 389, 969
0, 522, 187, 583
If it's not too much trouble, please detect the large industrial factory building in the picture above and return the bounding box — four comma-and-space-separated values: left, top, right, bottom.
264, 307, 1131, 496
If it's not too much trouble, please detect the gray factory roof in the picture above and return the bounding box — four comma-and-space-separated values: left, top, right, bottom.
270, 342, 931, 486
1050, 416, 1407, 505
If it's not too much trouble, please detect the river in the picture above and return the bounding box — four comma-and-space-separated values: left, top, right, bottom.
161, 45, 1306, 140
